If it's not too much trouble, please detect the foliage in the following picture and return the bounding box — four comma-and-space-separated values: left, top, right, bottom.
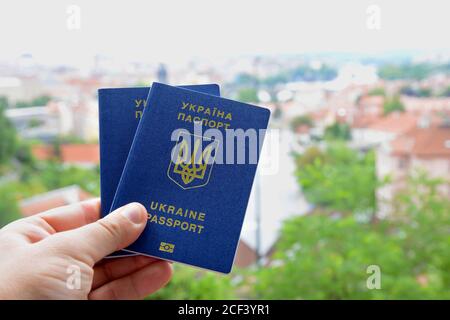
150, 265, 236, 300
383, 95, 405, 115
367, 87, 386, 96
1, 178, 47, 200
290, 115, 313, 132
379, 62, 450, 80
400, 86, 432, 97
378, 63, 435, 80
55, 135, 89, 145
255, 170, 450, 299
390, 171, 450, 288
0, 97, 36, 174
256, 154, 449, 299
0, 101, 18, 167
0, 160, 100, 226
15, 141, 35, 166
38, 161, 100, 196
263, 64, 337, 86
15, 95, 52, 108
254, 200, 449, 299
290, 64, 337, 82
27, 118, 44, 128
234, 73, 259, 87
0, 185, 21, 227
262, 74, 289, 87
295, 144, 376, 215
0, 96, 9, 109
237, 88, 259, 103
0, 175, 50, 227
233, 65, 338, 89
324, 122, 351, 141
439, 86, 450, 97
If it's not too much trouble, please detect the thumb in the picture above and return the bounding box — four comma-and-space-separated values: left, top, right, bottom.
52, 202, 147, 264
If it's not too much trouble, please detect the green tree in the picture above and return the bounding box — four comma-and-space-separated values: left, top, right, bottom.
14, 101, 30, 108
39, 161, 100, 196
0, 185, 21, 227
254, 207, 449, 299
0, 96, 9, 109
254, 163, 449, 299
254, 214, 397, 299
235, 73, 259, 87
383, 95, 405, 115
324, 123, 351, 141
0, 101, 18, 167
262, 73, 289, 87
14, 95, 52, 108
439, 86, 450, 97
295, 144, 376, 215
14, 141, 37, 181
150, 265, 236, 299
31, 95, 52, 106
237, 88, 259, 103
391, 171, 450, 288
0, 96, 36, 173
290, 115, 313, 132
400, 86, 432, 97
291, 65, 337, 82
368, 87, 386, 96
378, 63, 434, 80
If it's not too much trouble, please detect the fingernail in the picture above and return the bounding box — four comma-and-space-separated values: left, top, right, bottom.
122, 203, 145, 224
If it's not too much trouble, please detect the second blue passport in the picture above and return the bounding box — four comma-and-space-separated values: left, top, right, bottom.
98, 84, 219, 257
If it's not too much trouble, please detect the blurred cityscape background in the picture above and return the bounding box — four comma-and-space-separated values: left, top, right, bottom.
0, 0, 449, 299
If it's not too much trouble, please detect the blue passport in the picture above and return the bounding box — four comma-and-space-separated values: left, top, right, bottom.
110, 82, 270, 273
98, 84, 220, 257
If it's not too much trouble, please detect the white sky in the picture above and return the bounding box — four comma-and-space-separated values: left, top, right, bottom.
1, 0, 449, 68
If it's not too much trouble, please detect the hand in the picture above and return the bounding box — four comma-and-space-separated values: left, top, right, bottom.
0, 199, 172, 300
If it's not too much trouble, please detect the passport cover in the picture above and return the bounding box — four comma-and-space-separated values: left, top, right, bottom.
110, 82, 270, 273
98, 84, 220, 257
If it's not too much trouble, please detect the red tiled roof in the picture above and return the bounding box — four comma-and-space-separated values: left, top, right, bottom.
65, 77, 102, 88
32, 144, 99, 164
391, 125, 450, 158
352, 114, 382, 128
368, 112, 418, 134
60, 144, 99, 164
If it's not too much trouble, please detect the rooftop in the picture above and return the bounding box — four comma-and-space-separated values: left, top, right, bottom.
32, 144, 100, 164
391, 125, 450, 158
368, 112, 418, 134
60, 144, 99, 164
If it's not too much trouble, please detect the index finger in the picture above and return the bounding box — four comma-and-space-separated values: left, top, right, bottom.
37, 198, 101, 232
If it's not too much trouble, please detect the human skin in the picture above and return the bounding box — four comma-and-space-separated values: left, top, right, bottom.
0, 199, 172, 299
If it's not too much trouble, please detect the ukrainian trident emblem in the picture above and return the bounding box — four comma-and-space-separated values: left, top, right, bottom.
168, 132, 219, 189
